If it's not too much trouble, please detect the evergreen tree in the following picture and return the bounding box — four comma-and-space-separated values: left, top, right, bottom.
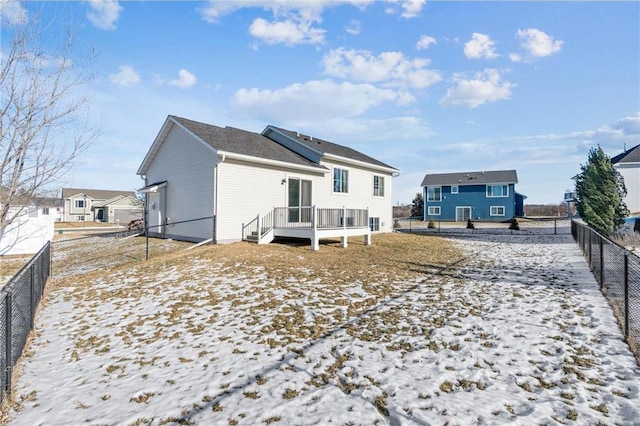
573, 146, 629, 235
411, 192, 424, 218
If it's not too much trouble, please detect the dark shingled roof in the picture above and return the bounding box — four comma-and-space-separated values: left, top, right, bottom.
611, 144, 640, 164
172, 116, 324, 170
62, 188, 137, 200
421, 170, 518, 187
270, 126, 397, 170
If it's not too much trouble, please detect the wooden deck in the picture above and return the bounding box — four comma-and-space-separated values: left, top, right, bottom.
243, 206, 371, 251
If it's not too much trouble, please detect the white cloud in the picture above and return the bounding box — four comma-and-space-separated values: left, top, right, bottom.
108, 65, 141, 86
497, 114, 640, 154
249, 16, 325, 45
398, 0, 427, 18
611, 113, 640, 136
0, 0, 27, 25
416, 35, 437, 50
85, 0, 122, 30
516, 28, 563, 58
509, 53, 522, 63
322, 48, 441, 89
231, 79, 407, 122
345, 19, 361, 35
439, 69, 514, 108
464, 33, 498, 59
200, 1, 423, 46
167, 69, 197, 89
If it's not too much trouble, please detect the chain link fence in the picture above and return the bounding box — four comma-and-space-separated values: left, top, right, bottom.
572, 220, 640, 362
51, 216, 216, 279
0, 242, 51, 404
396, 217, 572, 235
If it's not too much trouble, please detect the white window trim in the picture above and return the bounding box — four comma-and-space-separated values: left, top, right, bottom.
332, 166, 350, 194
75, 199, 86, 208
427, 186, 442, 202
428, 206, 441, 216
369, 217, 380, 231
372, 175, 385, 198
490, 206, 506, 216
451, 185, 459, 194
486, 184, 509, 198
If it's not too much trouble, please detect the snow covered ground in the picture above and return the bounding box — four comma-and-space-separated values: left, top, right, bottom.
4, 231, 640, 425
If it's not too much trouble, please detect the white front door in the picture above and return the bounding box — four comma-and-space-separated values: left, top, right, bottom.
147, 192, 163, 233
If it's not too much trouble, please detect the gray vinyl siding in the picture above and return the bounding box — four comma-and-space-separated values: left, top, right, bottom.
144, 124, 216, 241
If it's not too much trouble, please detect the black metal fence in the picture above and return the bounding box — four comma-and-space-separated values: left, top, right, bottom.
0, 241, 51, 403
572, 220, 640, 362
396, 217, 572, 235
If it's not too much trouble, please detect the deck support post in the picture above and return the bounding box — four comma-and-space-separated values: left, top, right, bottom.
364, 233, 371, 246
341, 236, 348, 248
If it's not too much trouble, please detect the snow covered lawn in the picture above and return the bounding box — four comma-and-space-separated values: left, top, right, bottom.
4, 232, 640, 425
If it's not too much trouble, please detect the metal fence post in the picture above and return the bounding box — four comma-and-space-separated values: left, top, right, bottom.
624, 254, 629, 340
588, 230, 593, 269
4, 291, 12, 395
145, 226, 150, 261
30, 264, 35, 328
599, 236, 604, 289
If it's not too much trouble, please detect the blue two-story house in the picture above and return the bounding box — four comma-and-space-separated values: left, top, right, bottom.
421, 170, 526, 222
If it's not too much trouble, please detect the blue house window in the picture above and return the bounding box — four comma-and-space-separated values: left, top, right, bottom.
428, 206, 441, 216
427, 186, 442, 201
487, 185, 508, 197
451, 185, 459, 194
490, 206, 505, 216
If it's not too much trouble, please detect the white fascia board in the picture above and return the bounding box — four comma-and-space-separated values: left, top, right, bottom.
322, 153, 400, 176
218, 150, 329, 174
138, 181, 167, 193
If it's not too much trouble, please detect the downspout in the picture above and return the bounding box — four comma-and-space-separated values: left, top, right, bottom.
214, 154, 226, 243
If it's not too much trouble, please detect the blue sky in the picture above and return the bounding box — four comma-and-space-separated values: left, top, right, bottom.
2, 0, 639, 205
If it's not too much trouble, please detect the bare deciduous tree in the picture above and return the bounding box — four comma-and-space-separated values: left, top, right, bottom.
0, 9, 98, 229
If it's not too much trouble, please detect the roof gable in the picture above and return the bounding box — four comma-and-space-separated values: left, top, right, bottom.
421, 170, 518, 187
137, 116, 325, 174
611, 144, 640, 164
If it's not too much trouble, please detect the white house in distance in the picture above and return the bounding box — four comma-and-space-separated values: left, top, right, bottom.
62, 188, 143, 224
0, 199, 57, 256
137, 115, 399, 250
611, 144, 640, 216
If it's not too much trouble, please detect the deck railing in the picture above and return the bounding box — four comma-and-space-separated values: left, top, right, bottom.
273, 206, 369, 230
244, 206, 369, 242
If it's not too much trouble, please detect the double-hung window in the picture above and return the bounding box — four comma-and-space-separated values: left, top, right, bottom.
486, 185, 508, 197
75, 199, 86, 208
333, 167, 349, 193
369, 217, 380, 231
373, 175, 385, 197
428, 206, 441, 216
427, 186, 442, 202
490, 206, 505, 216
